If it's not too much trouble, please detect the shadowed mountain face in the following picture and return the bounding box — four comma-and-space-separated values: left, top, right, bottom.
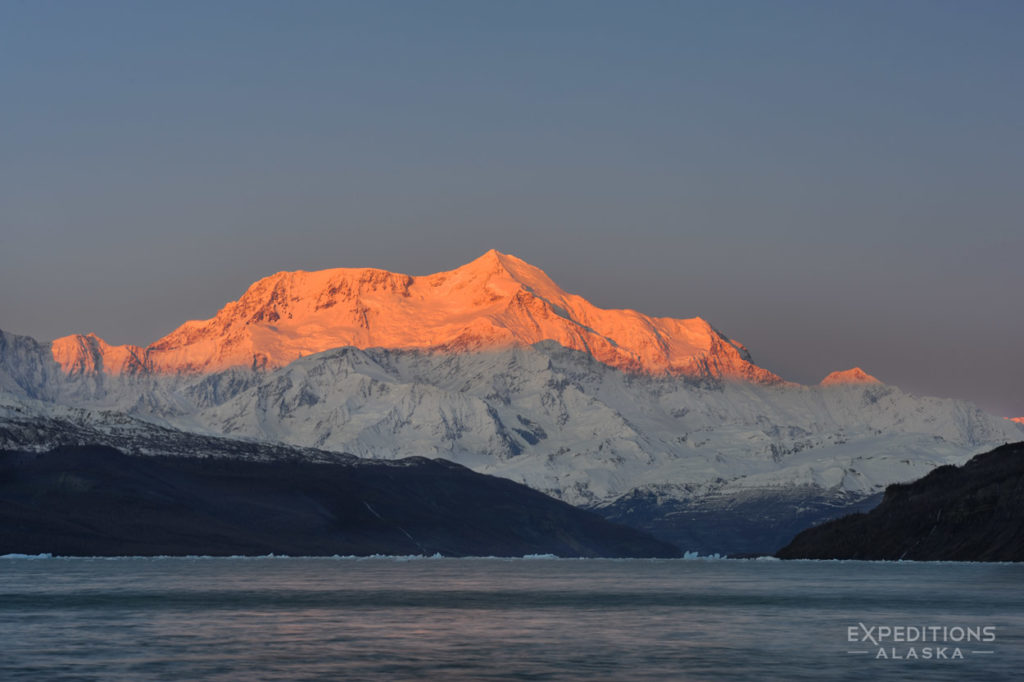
0, 445, 680, 558
776, 442, 1024, 562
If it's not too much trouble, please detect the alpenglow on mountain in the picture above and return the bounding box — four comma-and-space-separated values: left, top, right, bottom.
2, 250, 1021, 555
49, 249, 780, 383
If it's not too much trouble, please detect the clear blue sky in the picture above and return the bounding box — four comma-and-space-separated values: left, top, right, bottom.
1, 1, 1022, 416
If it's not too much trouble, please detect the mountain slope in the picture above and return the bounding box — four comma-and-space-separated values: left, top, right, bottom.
3, 339, 1021, 554
0, 444, 680, 558
776, 442, 1024, 561
48, 250, 780, 382
7, 341, 1019, 505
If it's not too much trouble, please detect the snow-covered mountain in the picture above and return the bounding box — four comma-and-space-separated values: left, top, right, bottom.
0, 392, 354, 465
47, 250, 779, 382
2, 251, 1021, 553
819, 367, 880, 386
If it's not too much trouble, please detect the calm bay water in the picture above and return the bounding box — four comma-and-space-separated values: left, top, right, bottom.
1, 556, 1021, 681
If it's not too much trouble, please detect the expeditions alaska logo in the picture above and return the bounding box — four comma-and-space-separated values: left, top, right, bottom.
847, 623, 996, 660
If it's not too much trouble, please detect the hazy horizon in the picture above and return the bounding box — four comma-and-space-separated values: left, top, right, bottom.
1, 2, 1021, 416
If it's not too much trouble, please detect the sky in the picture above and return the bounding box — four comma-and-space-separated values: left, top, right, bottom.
1, 1, 1021, 416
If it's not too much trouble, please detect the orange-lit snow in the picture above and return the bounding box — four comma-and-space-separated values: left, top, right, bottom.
52, 250, 781, 382
51, 333, 146, 375
819, 367, 882, 386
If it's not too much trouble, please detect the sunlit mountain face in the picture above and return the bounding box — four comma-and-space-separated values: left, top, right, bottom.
49, 250, 781, 383
819, 367, 880, 386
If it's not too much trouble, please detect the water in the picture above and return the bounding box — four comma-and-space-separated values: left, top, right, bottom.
1, 556, 1021, 681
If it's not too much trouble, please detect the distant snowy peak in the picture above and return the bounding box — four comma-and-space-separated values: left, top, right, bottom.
820, 367, 881, 386
51, 334, 146, 376
48, 250, 782, 383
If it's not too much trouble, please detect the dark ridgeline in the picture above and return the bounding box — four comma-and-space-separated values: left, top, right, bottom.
777, 442, 1024, 562
0, 445, 680, 558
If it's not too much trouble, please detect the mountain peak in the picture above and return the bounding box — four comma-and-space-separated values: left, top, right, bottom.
445, 248, 516, 274
440, 250, 567, 301
820, 367, 882, 386
47, 252, 781, 382
467, 247, 507, 265
51, 333, 146, 375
